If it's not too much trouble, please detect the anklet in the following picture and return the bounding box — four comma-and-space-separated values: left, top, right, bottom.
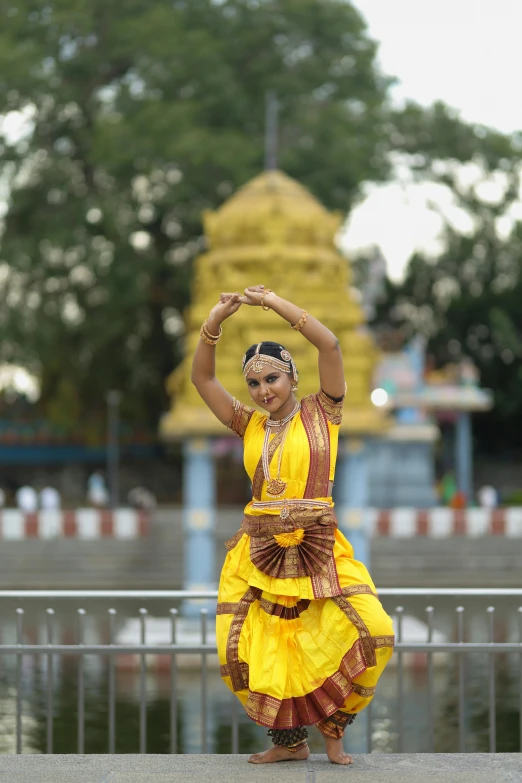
287, 740, 308, 753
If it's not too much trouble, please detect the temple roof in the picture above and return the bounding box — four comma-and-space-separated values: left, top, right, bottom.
204, 170, 342, 249
161, 169, 390, 439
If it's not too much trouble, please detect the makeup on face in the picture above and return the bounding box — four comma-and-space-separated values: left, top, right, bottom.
245, 366, 295, 418
246, 370, 282, 403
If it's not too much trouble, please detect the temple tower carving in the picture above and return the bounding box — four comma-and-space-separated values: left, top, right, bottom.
160, 170, 387, 439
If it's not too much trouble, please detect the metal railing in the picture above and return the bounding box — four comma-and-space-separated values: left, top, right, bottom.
0, 589, 521, 755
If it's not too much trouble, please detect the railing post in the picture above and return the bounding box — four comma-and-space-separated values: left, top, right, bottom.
518, 606, 522, 753
16, 608, 24, 754
396, 606, 404, 753
77, 609, 86, 754
170, 608, 178, 754
108, 608, 117, 754
46, 608, 55, 754
426, 606, 434, 752
456, 606, 465, 752
487, 606, 496, 753
139, 608, 148, 754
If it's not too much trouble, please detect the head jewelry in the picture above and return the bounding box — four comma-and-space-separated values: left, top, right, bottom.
243, 343, 298, 386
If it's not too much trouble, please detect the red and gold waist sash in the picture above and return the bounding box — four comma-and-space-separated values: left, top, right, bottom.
226, 500, 338, 580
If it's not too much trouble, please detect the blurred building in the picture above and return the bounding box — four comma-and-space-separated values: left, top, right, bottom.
371, 334, 492, 506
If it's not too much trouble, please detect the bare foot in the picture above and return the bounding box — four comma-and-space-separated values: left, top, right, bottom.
248, 743, 310, 764
323, 735, 353, 765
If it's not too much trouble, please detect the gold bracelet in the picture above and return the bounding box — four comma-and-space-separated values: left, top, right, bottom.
200, 320, 222, 345
291, 310, 308, 331
200, 327, 218, 345
202, 320, 221, 340
260, 288, 272, 311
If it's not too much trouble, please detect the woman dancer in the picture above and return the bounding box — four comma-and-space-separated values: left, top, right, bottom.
191, 285, 394, 765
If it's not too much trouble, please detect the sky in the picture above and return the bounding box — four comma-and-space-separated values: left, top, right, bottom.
342, 0, 521, 280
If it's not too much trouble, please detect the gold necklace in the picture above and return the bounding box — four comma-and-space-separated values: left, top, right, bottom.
262, 402, 300, 497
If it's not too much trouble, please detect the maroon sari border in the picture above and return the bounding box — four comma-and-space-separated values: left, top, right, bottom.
243, 637, 369, 728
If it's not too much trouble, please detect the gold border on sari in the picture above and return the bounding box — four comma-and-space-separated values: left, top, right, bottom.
352, 683, 376, 698
316, 709, 355, 739
217, 602, 239, 615
317, 388, 344, 425
220, 661, 249, 680
225, 586, 261, 692
311, 555, 342, 597
243, 636, 368, 728
229, 399, 255, 439
300, 394, 331, 499
331, 595, 377, 668
373, 635, 396, 648
259, 597, 311, 619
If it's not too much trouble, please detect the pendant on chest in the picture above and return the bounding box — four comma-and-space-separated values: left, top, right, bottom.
266, 478, 287, 497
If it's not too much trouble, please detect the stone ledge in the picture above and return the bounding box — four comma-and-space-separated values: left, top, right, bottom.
0, 754, 520, 782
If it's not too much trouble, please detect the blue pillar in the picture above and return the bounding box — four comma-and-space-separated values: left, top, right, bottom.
183, 438, 216, 615
335, 438, 370, 568
455, 412, 473, 503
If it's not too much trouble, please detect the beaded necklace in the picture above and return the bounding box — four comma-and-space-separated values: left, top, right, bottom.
262, 402, 301, 497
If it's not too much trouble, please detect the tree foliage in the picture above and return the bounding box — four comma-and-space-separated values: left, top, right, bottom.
0, 0, 521, 442
371, 157, 522, 455
0, 0, 394, 436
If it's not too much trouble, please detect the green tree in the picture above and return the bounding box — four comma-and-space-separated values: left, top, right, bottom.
0, 0, 520, 437
0, 0, 393, 435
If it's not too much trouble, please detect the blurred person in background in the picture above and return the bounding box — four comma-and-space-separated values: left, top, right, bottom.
477, 484, 498, 509
87, 471, 109, 507
39, 485, 61, 510
16, 484, 38, 512
128, 486, 157, 510
191, 286, 394, 766
440, 471, 457, 506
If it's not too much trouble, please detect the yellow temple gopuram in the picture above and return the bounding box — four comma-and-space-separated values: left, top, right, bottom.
160, 169, 388, 440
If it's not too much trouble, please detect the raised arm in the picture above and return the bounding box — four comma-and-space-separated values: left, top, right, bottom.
191, 293, 243, 426
240, 285, 345, 399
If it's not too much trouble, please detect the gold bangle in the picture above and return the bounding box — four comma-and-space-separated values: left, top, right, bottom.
200, 320, 222, 345
260, 288, 272, 311
200, 327, 218, 345
291, 310, 308, 331
202, 320, 221, 340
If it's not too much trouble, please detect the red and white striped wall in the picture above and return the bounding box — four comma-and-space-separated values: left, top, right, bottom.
358, 507, 522, 538
0, 508, 150, 540
1, 507, 522, 540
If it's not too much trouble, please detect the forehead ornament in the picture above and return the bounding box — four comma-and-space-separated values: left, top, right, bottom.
242, 343, 298, 382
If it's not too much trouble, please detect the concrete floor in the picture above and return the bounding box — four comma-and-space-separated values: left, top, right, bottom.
0, 754, 521, 783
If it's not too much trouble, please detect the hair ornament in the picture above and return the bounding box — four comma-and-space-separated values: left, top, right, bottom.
243, 342, 298, 383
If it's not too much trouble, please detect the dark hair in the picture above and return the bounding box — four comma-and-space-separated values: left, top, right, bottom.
243, 341, 291, 371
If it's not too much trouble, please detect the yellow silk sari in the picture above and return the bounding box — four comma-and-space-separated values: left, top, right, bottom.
216, 390, 394, 729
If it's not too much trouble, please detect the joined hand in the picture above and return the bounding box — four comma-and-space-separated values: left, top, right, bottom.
239, 285, 273, 307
